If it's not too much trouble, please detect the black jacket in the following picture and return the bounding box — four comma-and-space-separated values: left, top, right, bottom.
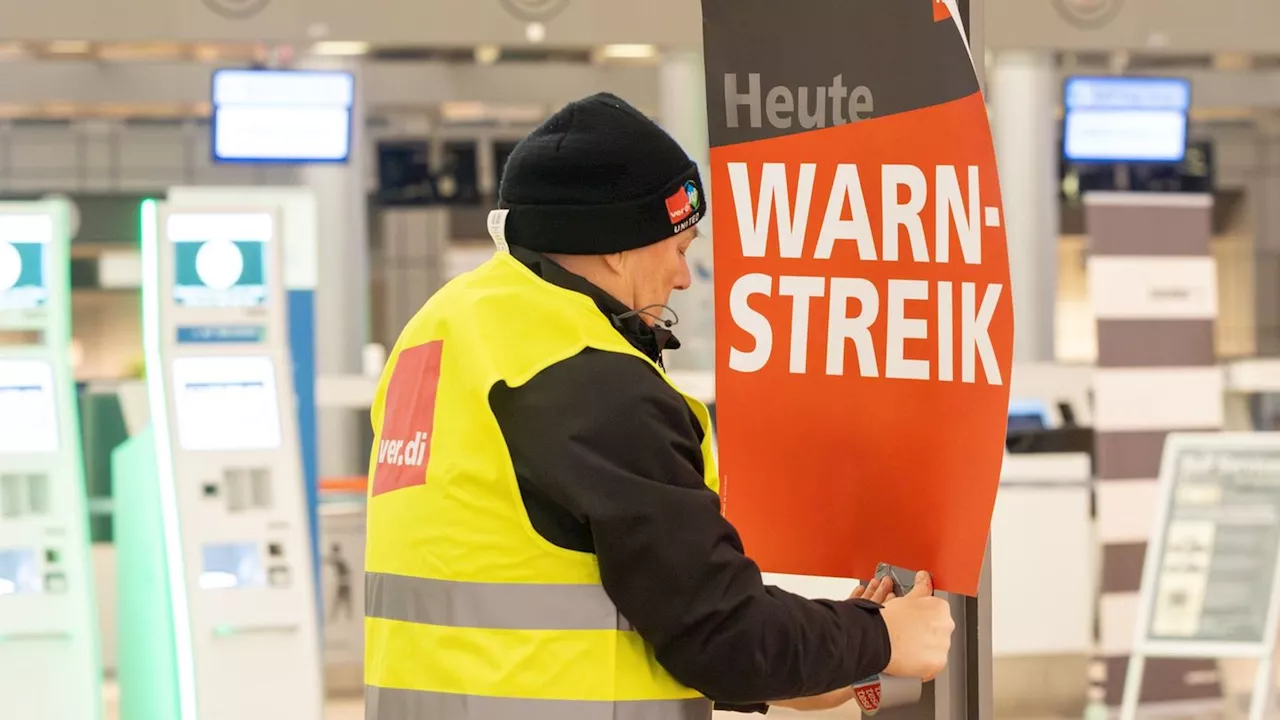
487, 247, 892, 712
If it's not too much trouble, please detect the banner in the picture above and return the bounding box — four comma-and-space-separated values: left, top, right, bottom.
702, 0, 1013, 596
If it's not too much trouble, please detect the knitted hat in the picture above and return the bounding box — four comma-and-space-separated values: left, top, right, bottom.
492, 92, 706, 255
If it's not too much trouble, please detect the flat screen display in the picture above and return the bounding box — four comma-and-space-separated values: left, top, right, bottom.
0, 359, 58, 455
169, 212, 271, 309
1008, 398, 1050, 434
1063, 76, 1191, 164
0, 215, 52, 311
171, 355, 283, 451
0, 548, 40, 596
212, 68, 355, 163
200, 542, 266, 590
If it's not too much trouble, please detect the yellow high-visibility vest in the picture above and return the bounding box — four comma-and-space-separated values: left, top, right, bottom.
364, 250, 719, 720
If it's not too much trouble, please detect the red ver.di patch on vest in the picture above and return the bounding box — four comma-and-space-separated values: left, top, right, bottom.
700, 0, 1014, 596
371, 340, 444, 497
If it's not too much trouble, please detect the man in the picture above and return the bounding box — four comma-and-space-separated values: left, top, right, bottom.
325, 542, 353, 621
364, 92, 953, 719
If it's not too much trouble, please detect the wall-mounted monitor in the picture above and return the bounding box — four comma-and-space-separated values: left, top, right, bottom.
1063, 76, 1191, 164
211, 68, 355, 164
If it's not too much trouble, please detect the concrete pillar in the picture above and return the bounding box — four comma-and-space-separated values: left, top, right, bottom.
989, 50, 1059, 362
297, 55, 371, 478
1254, 134, 1280, 356
658, 50, 715, 372
1085, 192, 1222, 709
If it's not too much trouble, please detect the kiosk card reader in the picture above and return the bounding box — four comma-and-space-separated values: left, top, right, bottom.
112, 201, 323, 719
0, 200, 102, 720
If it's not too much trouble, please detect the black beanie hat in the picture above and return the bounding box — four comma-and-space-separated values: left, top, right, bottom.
494, 92, 707, 255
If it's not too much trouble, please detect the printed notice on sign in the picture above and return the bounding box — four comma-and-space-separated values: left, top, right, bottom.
701, 0, 1013, 595
1147, 439, 1280, 645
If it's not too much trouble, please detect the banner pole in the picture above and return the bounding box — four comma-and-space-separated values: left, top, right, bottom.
951, 6, 993, 719
944, 4, 993, 719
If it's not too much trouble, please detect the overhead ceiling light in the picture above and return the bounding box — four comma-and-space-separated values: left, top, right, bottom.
491, 105, 550, 124
97, 42, 184, 61
311, 41, 369, 56
46, 40, 91, 55
525, 22, 547, 44
40, 102, 79, 117
600, 44, 657, 60
441, 101, 488, 123
1214, 53, 1250, 71
1109, 50, 1130, 74
475, 45, 501, 65
192, 44, 223, 62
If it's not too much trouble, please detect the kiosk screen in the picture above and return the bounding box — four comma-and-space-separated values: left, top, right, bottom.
0, 548, 40, 596
200, 542, 266, 590
0, 359, 58, 454
0, 215, 51, 311
171, 355, 283, 451
168, 212, 271, 308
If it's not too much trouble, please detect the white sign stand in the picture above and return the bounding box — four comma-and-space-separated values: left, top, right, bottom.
1122, 432, 1280, 720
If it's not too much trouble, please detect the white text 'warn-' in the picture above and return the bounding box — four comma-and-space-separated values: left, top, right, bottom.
725, 162, 1004, 385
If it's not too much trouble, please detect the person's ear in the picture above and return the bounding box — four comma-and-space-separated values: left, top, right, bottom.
602, 251, 628, 275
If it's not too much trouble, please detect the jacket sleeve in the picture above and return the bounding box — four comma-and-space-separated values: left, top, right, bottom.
488, 349, 892, 705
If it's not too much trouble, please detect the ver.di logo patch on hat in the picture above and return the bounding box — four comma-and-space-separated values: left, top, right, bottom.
666, 187, 693, 224
666, 180, 702, 228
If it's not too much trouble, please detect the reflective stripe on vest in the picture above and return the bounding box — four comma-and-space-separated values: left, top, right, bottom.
365, 572, 635, 631
366, 686, 712, 720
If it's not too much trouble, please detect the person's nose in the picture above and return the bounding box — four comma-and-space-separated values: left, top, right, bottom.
674, 257, 692, 291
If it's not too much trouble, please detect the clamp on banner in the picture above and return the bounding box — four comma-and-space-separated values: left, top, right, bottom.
852, 563, 927, 716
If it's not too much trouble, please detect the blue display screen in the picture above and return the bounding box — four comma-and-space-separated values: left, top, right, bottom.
1008, 399, 1050, 433
1063, 76, 1191, 164
211, 68, 355, 164
200, 542, 265, 590
0, 240, 48, 311
173, 239, 268, 308
167, 212, 273, 309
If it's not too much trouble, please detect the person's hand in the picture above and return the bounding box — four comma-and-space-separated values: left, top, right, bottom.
771, 686, 855, 712
850, 575, 896, 604
880, 571, 954, 681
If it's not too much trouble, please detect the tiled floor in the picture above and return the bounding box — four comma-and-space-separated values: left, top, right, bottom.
103, 683, 365, 720
100, 682, 1227, 720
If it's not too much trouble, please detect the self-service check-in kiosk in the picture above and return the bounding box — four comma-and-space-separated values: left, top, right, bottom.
112, 201, 323, 719
0, 200, 102, 720
165, 186, 322, 600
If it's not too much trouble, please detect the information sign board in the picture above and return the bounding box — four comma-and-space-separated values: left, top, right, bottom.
1123, 433, 1280, 720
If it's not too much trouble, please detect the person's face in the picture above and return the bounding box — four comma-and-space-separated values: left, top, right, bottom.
614, 228, 696, 321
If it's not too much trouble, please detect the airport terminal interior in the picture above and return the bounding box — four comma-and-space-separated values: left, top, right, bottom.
8, 0, 1280, 718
